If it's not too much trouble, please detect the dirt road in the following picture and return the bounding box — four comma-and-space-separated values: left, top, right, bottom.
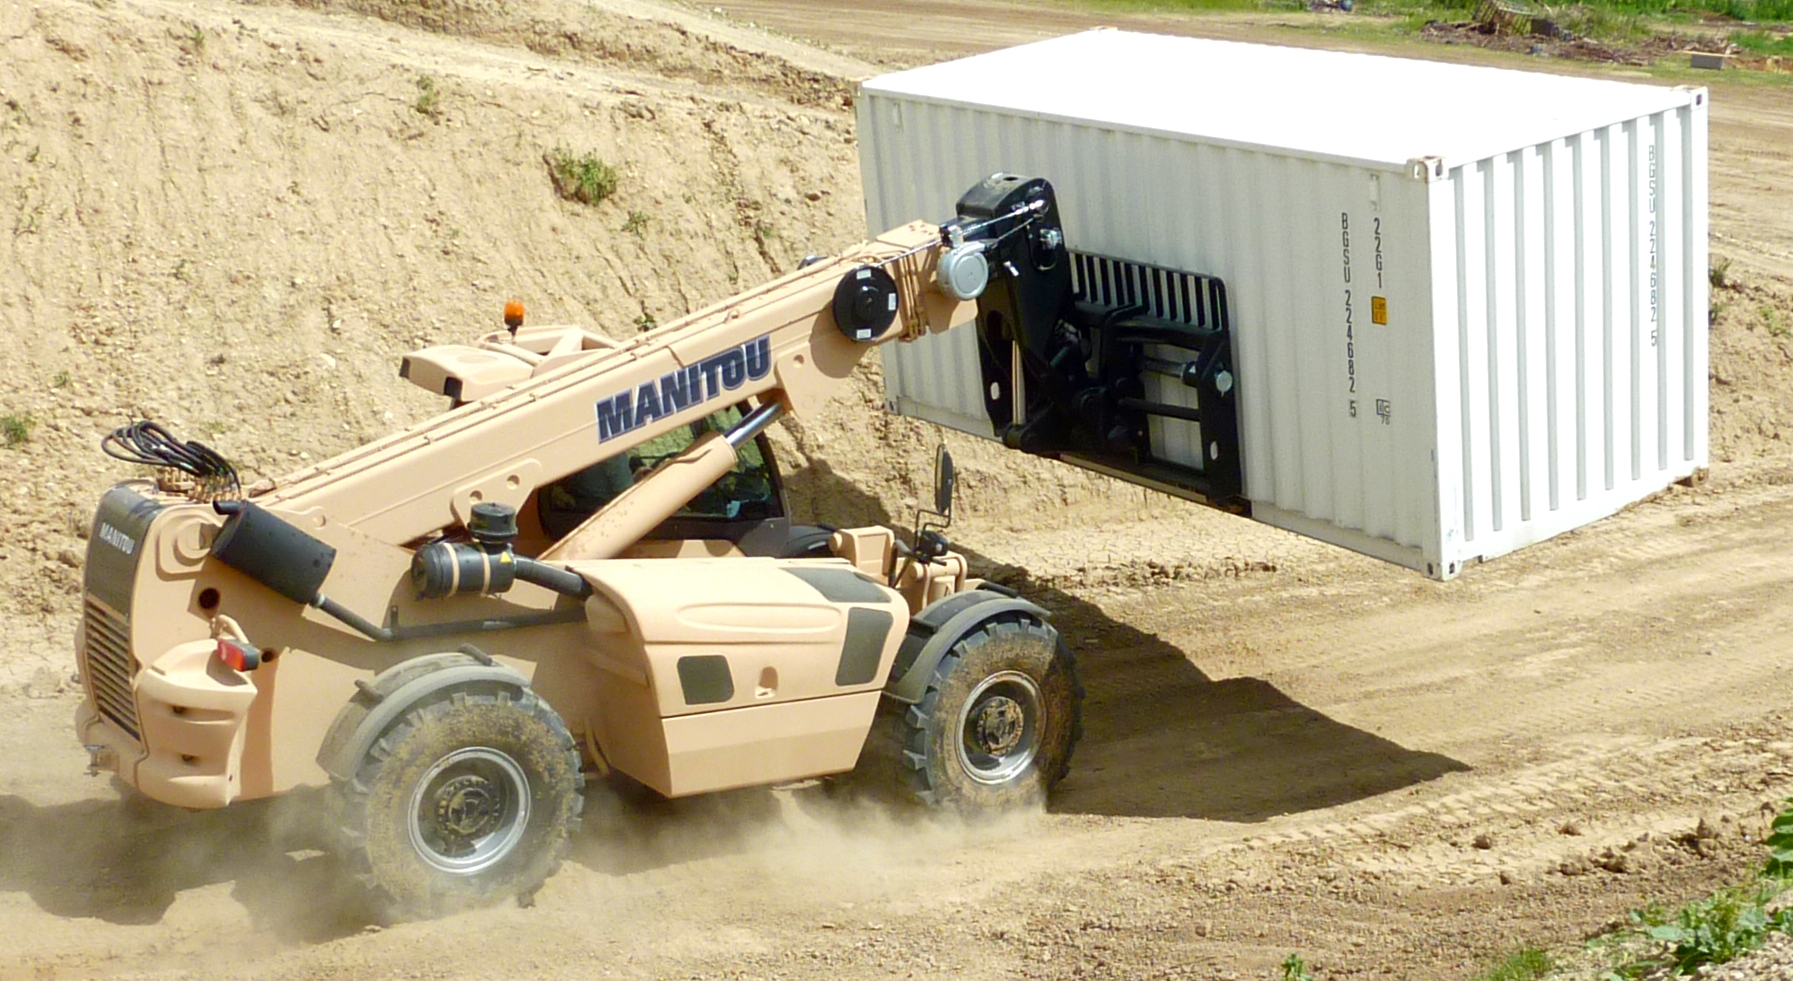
2, 0, 1791, 978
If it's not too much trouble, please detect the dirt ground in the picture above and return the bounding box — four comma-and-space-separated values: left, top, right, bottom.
2, 0, 1792, 978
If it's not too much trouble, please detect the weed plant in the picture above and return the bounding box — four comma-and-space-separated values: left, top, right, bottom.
546, 148, 618, 206
1, 413, 36, 446
414, 75, 441, 119
1593, 798, 1793, 978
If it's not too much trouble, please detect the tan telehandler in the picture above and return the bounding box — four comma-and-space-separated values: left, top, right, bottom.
74, 174, 1242, 915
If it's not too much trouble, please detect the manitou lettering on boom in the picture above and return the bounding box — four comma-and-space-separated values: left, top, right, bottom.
594, 334, 773, 442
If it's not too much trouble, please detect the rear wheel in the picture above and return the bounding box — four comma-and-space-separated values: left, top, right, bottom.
899, 618, 1083, 809
331, 686, 583, 918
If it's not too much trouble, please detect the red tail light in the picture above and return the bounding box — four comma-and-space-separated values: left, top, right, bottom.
216, 638, 262, 672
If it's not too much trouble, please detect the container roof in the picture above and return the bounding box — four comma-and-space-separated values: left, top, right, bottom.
861, 31, 1701, 170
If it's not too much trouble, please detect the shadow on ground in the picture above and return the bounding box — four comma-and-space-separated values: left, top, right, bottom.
0, 460, 1465, 931
789, 457, 1470, 821
0, 785, 379, 938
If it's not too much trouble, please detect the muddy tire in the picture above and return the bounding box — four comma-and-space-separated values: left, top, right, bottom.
331, 686, 584, 918
899, 617, 1083, 809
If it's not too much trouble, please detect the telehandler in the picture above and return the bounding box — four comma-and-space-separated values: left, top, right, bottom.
73, 174, 1241, 915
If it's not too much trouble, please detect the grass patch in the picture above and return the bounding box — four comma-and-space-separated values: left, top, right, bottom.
1711, 256, 1734, 290
544, 148, 618, 206
1591, 798, 1793, 978
1279, 954, 1316, 981
1079, 0, 1280, 12
622, 210, 651, 235
1769, 798, 1793, 878
1731, 29, 1793, 54
1611, 884, 1793, 977
2, 412, 37, 447
413, 74, 441, 119
1474, 948, 1553, 981
1071, 0, 1792, 46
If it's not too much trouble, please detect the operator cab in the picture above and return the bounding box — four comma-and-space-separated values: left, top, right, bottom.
533, 403, 797, 559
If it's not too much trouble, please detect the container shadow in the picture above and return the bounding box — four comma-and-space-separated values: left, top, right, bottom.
789, 458, 1470, 822
0, 786, 379, 940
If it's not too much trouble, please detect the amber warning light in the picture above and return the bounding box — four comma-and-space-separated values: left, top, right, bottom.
503, 300, 526, 333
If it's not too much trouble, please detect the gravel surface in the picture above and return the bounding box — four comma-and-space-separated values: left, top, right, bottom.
1700, 931, 1793, 981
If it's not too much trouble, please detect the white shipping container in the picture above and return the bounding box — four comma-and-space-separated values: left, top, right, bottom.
858, 31, 1709, 580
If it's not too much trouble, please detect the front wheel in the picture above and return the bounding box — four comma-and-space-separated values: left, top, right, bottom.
331, 686, 584, 918
900, 617, 1083, 809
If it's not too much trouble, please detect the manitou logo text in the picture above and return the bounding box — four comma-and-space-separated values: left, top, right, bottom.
594, 334, 773, 442
98, 522, 136, 556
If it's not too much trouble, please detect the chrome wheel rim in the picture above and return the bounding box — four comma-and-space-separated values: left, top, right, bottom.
407, 747, 530, 875
956, 670, 1042, 785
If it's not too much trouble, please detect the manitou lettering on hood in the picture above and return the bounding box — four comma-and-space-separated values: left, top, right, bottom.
593, 334, 773, 442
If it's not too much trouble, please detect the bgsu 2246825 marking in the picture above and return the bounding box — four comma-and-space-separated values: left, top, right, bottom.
594, 334, 773, 442
1342, 213, 1357, 416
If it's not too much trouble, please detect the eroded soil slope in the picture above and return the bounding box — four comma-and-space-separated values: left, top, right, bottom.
2, 1, 1793, 980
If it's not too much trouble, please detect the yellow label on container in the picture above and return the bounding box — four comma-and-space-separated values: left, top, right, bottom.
1371, 296, 1387, 326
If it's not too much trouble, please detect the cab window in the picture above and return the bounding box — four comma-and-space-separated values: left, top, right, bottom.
537, 404, 782, 540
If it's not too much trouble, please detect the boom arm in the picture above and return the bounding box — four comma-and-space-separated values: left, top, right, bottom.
253, 222, 972, 547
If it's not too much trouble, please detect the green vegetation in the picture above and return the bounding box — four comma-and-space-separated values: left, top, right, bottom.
545, 148, 618, 206
51, 371, 69, 389
1591, 799, 1793, 978
1279, 954, 1316, 981
413, 75, 441, 119
1731, 28, 1793, 53
1092, 0, 1793, 17
2, 412, 37, 447
1085, 0, 1268, 13
1605, 884, 1793, 977
622, 210, 651, 235
1770, 797, 1793, 879
1080, 0, 1791, 51
1711, 257, 1734, 290
1474, 948, 1554, 981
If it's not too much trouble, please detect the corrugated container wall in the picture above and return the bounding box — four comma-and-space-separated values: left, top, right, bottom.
858, 31, 1708, 579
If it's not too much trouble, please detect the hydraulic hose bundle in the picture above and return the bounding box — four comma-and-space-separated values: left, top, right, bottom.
102, 420, 242, 501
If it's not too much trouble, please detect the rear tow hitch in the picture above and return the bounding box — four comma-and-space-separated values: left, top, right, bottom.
83, 743, 116, 777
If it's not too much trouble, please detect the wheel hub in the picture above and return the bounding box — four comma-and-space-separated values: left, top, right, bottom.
432, 773, 506, 846
407, 747, 531, 875
955, 670, 1044, 786
972, 696, 1026, 756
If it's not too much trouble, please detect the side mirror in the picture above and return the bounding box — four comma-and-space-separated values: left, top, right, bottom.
933, 446, 955, 520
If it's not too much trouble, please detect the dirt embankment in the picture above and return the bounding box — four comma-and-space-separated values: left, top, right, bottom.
0, 0, 1120, 692
2, 2, 1793, 980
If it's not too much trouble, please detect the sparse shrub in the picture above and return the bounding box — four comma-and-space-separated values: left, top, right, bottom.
51, 371, 69, 389
2, 412, 37, 446
545, 148, 617, 206
1710, 256, 1732, 291
633, 312, 656, 331
1768, 797, 1793, 880
622, 210, 651, 235
1587, 805, 1793, 978
1475, 947, 1552, 981
413, 75, 441, 119
1764, 306, 1788, 339
1279, 954, 1315, 981
1631, 884, 1792, 976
